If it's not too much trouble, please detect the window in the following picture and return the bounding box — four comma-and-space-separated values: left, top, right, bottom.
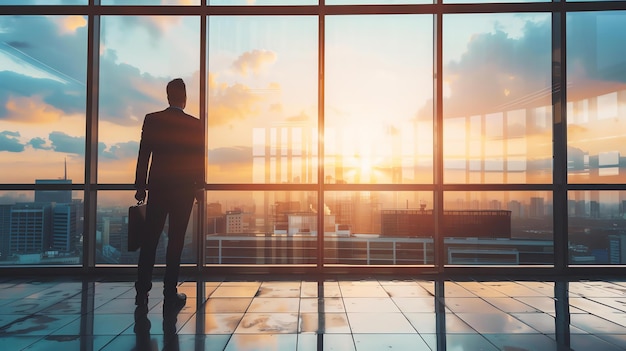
1, 2, 625, 272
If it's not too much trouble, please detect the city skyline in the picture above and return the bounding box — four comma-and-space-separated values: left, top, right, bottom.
1, 13, 625, 184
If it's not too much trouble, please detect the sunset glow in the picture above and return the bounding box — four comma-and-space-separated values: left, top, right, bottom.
0, 11, 624, 187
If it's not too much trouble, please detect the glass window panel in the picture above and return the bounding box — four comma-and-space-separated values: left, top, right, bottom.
0, 190, 84, 266
567, 0, 623, 2
98, 16, 200, 183
205, 191, 317, 265
444, 191, 553, 265
0, 0, 85, 4
325, 15, 433, 185
208, 16, 318, 184
326, 0, 430, 4
96, 191, 198, 266
445, 0, 546, 3
567, 11, 626, 184
324, 191, 434, 266
443, 13, 552, 184
568, 190, 626, 265
102, 0, 198, 4
209, 0, 316, 4
0, 15, 86, 183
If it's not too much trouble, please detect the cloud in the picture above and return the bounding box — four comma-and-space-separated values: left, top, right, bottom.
55, 16, 88, 35
0, 16, 268, 131
0, 126, 137, 161
208, 146, 252, 165
97, 49, 166, 126
117, 16, 183, 43
431, 13, 626, 122
0, 130, 25, 152
442, 19, 552, 118
100, 140, 139, 160
0, 16, 87, 84
232, 49, 277, 76
4, 94, 66, 123
0, 16, 86, 122
0, 71, 84, 122
28, 137, 51, 150
48, 131, 84, 155
208, 73, 262, 126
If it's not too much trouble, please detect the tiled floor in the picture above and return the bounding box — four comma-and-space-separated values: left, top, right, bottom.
2, 277, 626, 350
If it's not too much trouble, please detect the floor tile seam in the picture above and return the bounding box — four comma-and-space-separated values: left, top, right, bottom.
573, 333, 626, 351
480, 332, 558, 350
344, 311, 420, 333
13, 334, 46, 351
567, 299, 623, 316
444, 311, 488, 335
480, 294, 540, 314
453, 310, 552, 335
572, 295, 626, 314
593, 333, 626, 350
569, 313, 626, 332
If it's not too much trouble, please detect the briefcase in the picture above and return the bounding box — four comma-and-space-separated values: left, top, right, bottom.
128, 201, 147, 252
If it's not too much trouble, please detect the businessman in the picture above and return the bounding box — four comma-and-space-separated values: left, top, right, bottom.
134, 78, 203, 309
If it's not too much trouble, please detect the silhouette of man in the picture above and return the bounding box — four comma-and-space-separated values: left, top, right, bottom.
134, 78, 203, 309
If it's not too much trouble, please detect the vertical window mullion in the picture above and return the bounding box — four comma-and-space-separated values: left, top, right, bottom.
318, 6, 326, 272
552, 3, 568, 273
84, 0, 100, 272
434, 9, 444, 271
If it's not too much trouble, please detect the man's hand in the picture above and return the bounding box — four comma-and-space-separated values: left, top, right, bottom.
195, 189, 204, 203
135, 189, 146, 202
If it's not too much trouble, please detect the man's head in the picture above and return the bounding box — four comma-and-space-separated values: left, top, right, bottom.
167, 78, 186, 109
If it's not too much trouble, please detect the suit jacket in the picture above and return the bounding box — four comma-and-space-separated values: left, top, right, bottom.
134, 107, 203, 192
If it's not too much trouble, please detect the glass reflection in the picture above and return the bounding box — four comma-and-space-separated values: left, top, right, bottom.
0, 0, 85, 4
102, 0, 198, 4
325, 15, 433, 185
0, 190, 84, 266
0, 15, 87, 183
444, 191, 553, 265
443, 13, 552, 184
210, 0, 316, 4
207, 16, 318, 184
445, 0, 546, 3
568, 191, 626, 265
324, 191, 434, 265
96, 191, 198, 266
98, 15, 200, 184
205, 191, 317, 265
567, 12, 626, 184
326, 0, 429, 4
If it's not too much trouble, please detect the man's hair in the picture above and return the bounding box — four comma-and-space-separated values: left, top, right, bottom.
167, 78, 186, 104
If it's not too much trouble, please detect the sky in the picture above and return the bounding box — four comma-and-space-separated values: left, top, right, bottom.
1, 9, 626, 189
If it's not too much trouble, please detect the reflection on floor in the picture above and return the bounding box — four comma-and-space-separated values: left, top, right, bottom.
2, 277, 626, 350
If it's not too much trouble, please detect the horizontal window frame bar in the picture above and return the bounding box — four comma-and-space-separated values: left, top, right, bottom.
2, 264, 626, 278
3, 2, 626, 16
2, 183, 626, 191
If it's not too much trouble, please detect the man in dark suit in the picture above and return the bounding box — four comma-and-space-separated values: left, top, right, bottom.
134, 78, 203, 309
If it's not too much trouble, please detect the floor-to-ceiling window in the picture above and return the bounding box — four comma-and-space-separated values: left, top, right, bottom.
1, 1, 625, 273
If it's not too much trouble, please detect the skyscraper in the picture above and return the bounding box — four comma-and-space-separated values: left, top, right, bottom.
10, 202, 52, 255
0, 204, 11, 260
35, 179, 72, 204
52, 203, 78, 252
